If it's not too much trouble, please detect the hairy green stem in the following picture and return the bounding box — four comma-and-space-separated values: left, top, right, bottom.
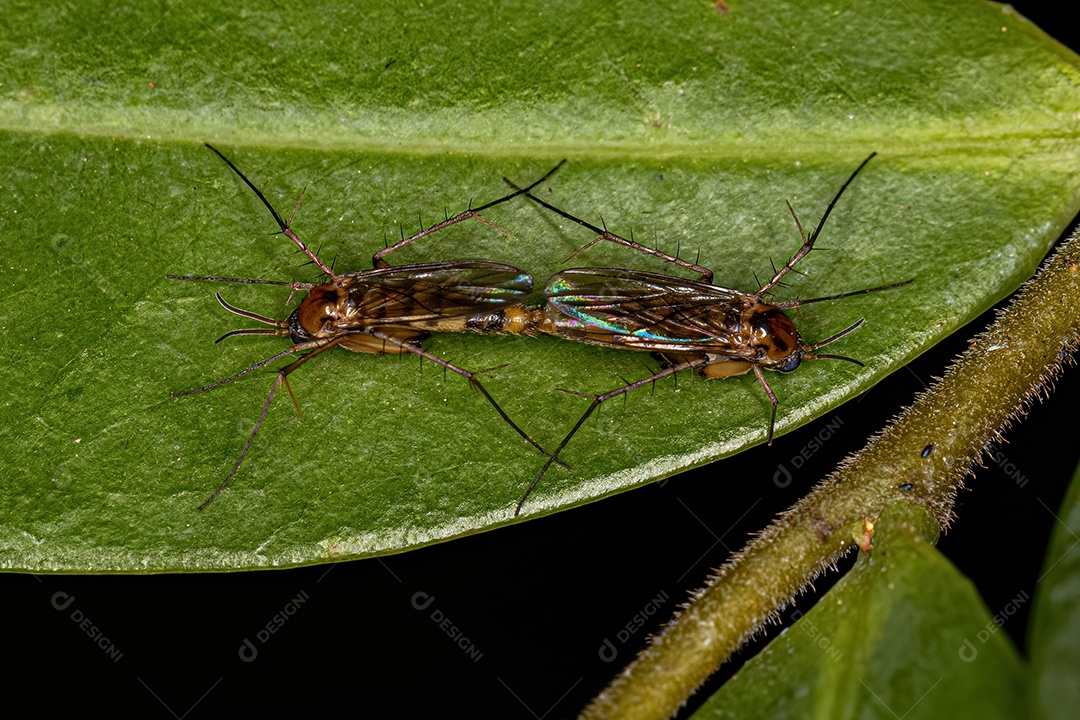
584, 232, 1080, 720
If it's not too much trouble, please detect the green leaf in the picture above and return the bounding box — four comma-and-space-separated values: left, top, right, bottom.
2, 0, 1080, 571
690, 503, 1027, 720
1028, 460, 1080, 718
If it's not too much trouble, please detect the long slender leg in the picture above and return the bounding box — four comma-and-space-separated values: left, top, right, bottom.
172, 346, 303, 396
166, 275, 317, 291
502, 176, 714, 282
752, 364, 780, 445
755, 152, 877, 297
770, 281, 912, 310
198, 337, 346, 509
515, 356, 711, 516
372, 160, 567, 268
365, 329, 567, 469
205, 143, 337, 278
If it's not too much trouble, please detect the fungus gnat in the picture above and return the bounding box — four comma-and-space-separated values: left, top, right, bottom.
504, 154, 911, 514
171, 145, 564, 509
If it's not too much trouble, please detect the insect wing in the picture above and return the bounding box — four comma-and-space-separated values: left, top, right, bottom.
348, 261, 532, 326
545, 267, 746, 353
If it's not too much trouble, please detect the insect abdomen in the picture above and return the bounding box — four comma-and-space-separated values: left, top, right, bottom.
469, 306, 542, 335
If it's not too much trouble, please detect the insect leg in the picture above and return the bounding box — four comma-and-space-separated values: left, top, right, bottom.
372, 160, 567, 268
752, 364, 780, 445
198, 336, 345, 510
502, 176, 714, 282
516, 356, 710, 516
166, 275, 317, 291
364, 329, 567, 469
755, 153, 877, 298
769, 280, 914, 310
172, 346, 301, 396
204, 143, 337, 279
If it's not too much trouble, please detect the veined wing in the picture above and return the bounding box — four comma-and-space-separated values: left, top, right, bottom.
545, 267, 748, 352
346, 260, 532, 325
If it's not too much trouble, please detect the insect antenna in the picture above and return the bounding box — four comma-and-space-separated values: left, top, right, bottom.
204, 143, 336, 278
206, 293, 293, 343
800, 319, 868, 365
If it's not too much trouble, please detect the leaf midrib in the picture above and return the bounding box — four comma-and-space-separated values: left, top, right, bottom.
2, 119, 1079, 161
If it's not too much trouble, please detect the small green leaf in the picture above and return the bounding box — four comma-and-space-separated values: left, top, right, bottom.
1028, 460, 1080, 718
691, 503, 1026, 720
2, 0, 1080, 570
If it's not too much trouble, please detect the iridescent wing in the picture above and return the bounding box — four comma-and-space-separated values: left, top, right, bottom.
545, 267, 751, 355
345, 260, 532, 326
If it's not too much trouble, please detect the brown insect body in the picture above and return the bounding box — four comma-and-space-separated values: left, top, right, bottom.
286, 261, 534, 350
503, 153, 911, 515
541, 267, 805, 374
171, 145, 565, 509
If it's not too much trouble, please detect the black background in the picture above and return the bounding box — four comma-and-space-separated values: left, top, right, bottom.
7, 2, 1078, 717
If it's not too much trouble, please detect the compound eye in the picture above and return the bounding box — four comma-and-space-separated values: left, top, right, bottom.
287, 308, 310, 344
778, 352, 802, 373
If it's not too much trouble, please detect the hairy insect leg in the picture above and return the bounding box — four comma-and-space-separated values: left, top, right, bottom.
166, 275, 317, 292
204, 143, 337, 279
502, 176, 714, 282
372, 160, 567, 268
172, 346, 301, 397
752, 364, 780, 445
755, 152, 877, 297
515, 356, 710, 516
769, 280, 914, 310
198, 337, 345, 510
365, 329, 568, 469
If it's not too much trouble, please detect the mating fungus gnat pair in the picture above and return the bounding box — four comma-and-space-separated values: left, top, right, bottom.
169, 145, 909, 515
